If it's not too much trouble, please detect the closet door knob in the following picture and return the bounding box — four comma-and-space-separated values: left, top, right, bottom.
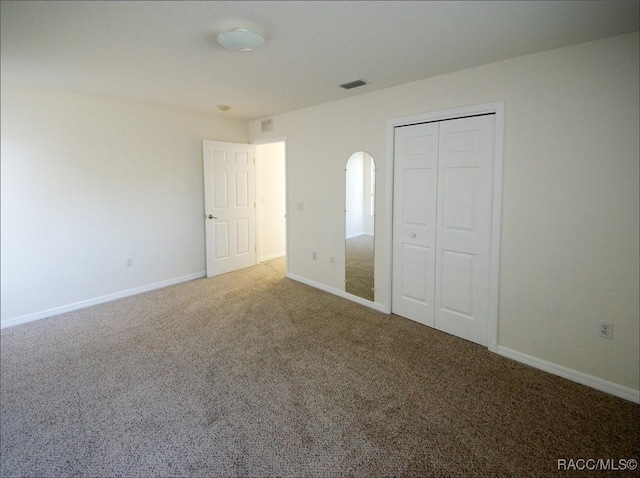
410, 233, 416, 238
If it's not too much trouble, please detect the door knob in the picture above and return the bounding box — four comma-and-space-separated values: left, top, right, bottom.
410, 233, 416, 238
207, 214, 218, 219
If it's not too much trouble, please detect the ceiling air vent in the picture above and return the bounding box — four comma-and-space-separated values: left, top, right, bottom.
339, 79, 368, 90
261, 118, 273, 132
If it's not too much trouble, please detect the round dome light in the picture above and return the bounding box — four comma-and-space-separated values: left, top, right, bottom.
217, 28, 265, 52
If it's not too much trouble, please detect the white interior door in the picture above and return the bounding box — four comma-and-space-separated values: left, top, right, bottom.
434, 115, 494, 345
392, 122, 439, 326
392, 114, 495, 346
203, 141, 256, 277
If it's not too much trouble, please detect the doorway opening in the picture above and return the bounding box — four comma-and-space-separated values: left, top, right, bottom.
255, 139, 287, 271
202, 139, 287, 278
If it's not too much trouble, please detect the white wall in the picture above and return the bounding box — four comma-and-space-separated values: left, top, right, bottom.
1, 85, 248, 325
249, 33, 640, 394
256, 141, 286, 261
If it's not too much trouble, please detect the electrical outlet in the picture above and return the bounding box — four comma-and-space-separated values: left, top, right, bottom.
330, 256, 335, 265
126, 258, 134, 268
312, 251, 317, 261
599, 322, 613, 339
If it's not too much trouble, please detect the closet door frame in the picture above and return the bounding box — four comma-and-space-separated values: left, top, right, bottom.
384, 101, 504, 352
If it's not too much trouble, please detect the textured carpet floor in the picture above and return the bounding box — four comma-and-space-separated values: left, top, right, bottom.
1, 257, 638, 477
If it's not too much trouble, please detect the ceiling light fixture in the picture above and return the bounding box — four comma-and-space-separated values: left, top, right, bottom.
217, 28, 265, 52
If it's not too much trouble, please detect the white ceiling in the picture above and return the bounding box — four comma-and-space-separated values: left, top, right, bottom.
1, 1, 638, 120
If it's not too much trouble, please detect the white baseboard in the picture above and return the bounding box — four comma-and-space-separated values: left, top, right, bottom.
287, 273, 386, 313
497, 346, 640, 404
259, 251, 286, 262
1, 271, 206, 329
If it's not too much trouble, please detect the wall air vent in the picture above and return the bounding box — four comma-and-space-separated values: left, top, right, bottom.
261, 119, 273, 133
340, 79, 368, 90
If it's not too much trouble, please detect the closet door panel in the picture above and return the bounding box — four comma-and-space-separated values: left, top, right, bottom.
392, 122, 439, 326
435, 115, 495, 345
440, 250, 475, 318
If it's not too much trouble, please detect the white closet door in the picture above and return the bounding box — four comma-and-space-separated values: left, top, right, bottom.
392, 114, 495, 346
435, 115, 494, 345
392, 122, 439, 326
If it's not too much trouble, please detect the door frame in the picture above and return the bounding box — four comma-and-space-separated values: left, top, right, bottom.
385, 101, 504, 352
252, 136, 289, 276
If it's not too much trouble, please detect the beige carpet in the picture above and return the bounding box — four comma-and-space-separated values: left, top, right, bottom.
1, 257, 638, 477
